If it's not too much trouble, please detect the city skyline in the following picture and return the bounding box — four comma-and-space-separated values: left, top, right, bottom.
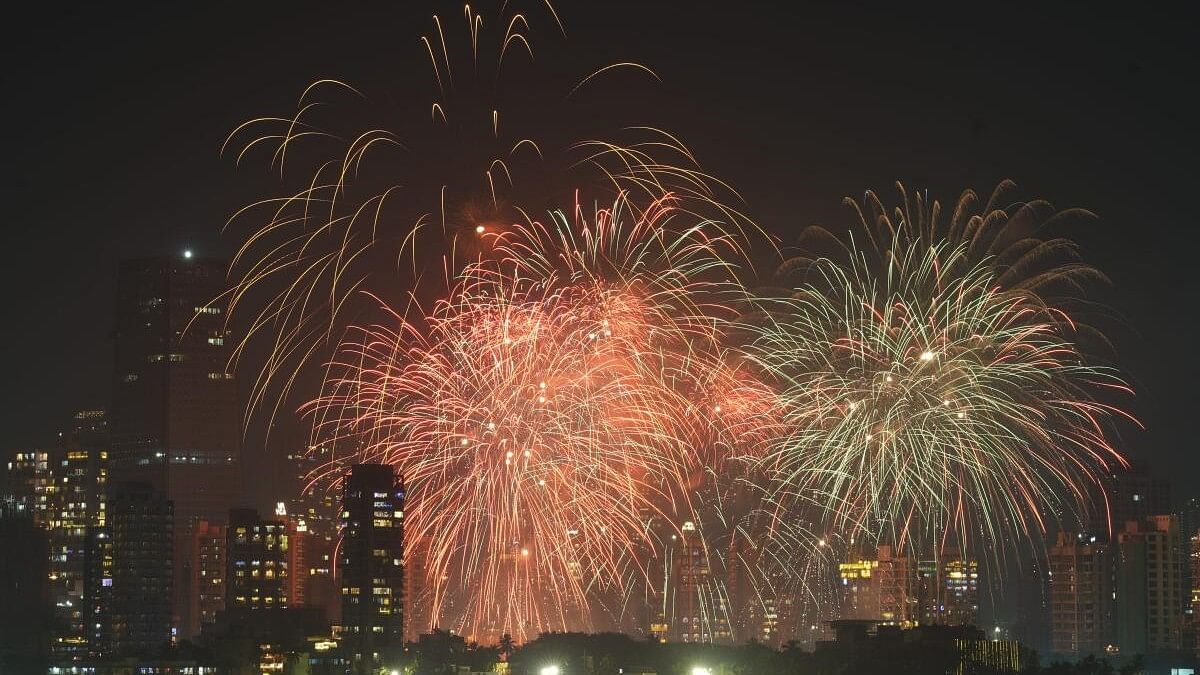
1, 3, 1198, 499
1, 3, 1199, 675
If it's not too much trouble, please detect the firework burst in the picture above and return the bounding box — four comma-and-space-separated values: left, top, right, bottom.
742, 243, 1132, 552
309, 193, 761, 639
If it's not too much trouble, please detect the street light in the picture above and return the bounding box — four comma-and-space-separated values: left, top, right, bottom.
540, 666, 561, 675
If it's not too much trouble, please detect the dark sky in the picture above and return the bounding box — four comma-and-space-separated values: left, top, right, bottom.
2, 3, 1197, 501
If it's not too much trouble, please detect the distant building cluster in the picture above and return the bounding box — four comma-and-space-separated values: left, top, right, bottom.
1046, 472, 1200, 662
0, 254, 406, 674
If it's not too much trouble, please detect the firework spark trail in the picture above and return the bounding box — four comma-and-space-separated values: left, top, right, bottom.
218, 2, 753, 439
742, 243, 1132, 554
220, 1, 772, 639
307, 193, 767, 639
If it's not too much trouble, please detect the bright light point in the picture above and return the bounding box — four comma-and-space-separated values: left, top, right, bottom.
460, 438, 469, 446
943, 399, 951, 406
538, 382, 546, 389
521, 548, 530, 556
538, 479, 546, 486
537, 396, 546, 403
957, 411, 966, 419
713, 405, 721, 413
692, 668, 713, 675
475, 225, 486, 234
920, 350, 935, 361
524, 450, 531, 457
818, 539, 827, 547
487, 422, 495, 430
506, 451, 514, 458
539, 666, 559, 675
182, 249, 193, 259
392, 670, 401, 675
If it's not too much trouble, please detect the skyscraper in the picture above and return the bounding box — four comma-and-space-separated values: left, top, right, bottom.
2, 449, 52, 523
671, 520, 732, 643
111, 254, 241, 638
340, 464, 405, 673
1188, 527, 1199, 659
181, 519, 226, 638
49, 410, 110, 661
0, 500, 52, 672
940, 557, 980, 626
876, 546, 916, 626
1116, 515, 1183, 654
1048, 532, 1114, 657
838, 555, 881, 621
82, 525, 114, 657
227, 508, 292, 612
913, 552, 979, 626
109, 481, 174, 655
287, 448, 341, 622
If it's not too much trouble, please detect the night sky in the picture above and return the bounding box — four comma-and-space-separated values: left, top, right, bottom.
3, 3, 1197, 500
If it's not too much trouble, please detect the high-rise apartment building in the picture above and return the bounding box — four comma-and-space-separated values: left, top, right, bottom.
912, 553, 979, 626
1048, 532, 1114, 657
109, 481, 174, 655
940, 557, 980, 626
671, 520, 732, 643
3, 450, 53, 523
1189, 528, 1199, 659
0, 501, 51, 671
49, 410, 110, 660
82, 525, 114, 656
340, 464, 405, 673
111, 254, 241, 639
287, 449, 340, 621
1180, 497, 1199, 657
838, 556, 881, 621
876, 546, 916, 626
1116, 515, 1183, 654
227, 508, 293, 612
180, 519, 226, 638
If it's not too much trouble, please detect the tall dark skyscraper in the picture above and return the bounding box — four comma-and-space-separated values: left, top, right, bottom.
109, 481, 173, 655
0, 500, 52, 672
111, 253, 240, 638
340, 464, 405, 674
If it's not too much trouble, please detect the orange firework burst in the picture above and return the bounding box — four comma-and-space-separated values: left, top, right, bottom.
308, 193, 762, 640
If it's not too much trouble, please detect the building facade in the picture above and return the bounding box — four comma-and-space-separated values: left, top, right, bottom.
340, 464, 405, 673
180, 519, 226, 638
227, 508, 292, 612
1116, 515, 1183, 653
1048, 532, 1113, 657
111, 254, 241, 640
109, 481, 174, 655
